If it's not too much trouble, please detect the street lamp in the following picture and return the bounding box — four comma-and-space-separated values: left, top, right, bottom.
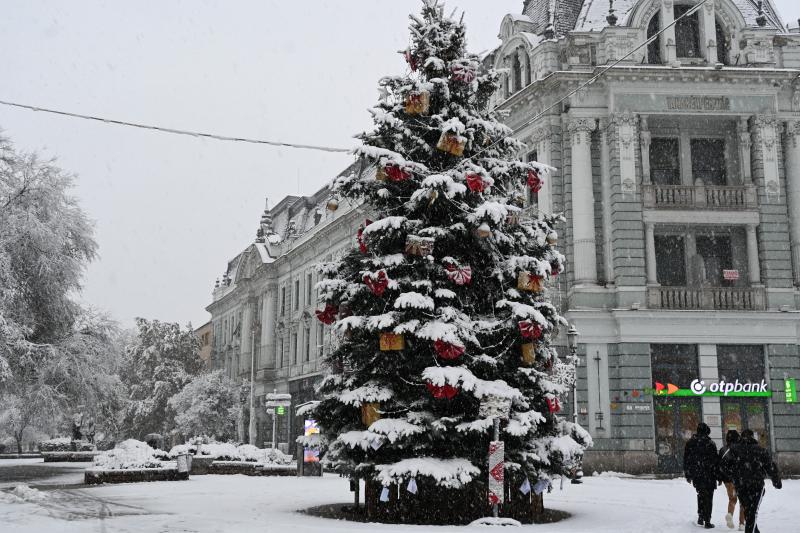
567, 324, 583, 484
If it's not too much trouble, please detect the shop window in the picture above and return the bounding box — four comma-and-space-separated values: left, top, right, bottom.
691, 139, 726, 185
647, 13, 661, 64
655, 235, 686, 286
650, 138, 680, 185
718, 345, 770, 449
674, 5, 700, 59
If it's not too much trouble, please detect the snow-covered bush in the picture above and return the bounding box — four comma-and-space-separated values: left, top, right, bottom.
167, 441, 292, 464
92, 439, 166, 470
38, 438, 73, 452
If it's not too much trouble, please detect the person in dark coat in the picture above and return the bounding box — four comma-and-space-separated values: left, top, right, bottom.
718, 430, 745, 529
684, 422, 719, 529
722, 429, 781, 533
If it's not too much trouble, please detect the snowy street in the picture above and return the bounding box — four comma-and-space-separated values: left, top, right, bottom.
1, 459, 796, 533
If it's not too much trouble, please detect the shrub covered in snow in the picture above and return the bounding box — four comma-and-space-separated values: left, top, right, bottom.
92, 439, 167, 470
167, 442, 292, 465
38, 437, 73, 452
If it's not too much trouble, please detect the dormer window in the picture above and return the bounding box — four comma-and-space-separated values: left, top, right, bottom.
647, 13, 661, 64
674, 5, 700, 59
512, 54, 522, 93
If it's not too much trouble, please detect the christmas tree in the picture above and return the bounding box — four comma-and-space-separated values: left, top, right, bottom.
310, 0, 591, 523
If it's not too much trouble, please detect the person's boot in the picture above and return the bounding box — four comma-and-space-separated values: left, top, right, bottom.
698, 516, 704, 526
725, 513, 734, 529
705, 521, 716, 529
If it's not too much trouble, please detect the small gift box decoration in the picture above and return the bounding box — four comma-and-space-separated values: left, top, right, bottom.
475, 223, 492, 239
364, 270, 389, 297
361, 402, 381, 427
433, 339, 465, 360
446, 264, 472, 286
405, 235, 435, 256
404, 90, 430, 115
326, 198, 339, 211
450, 61, 477, 83
546, 397, 561, 414
546, 231, 558, 245
518, 320, 543, 340
380, 332, 405, 351
436, 132, 466, 157
527, 169, 543, 193
517, 271, 543, 292
426, 382, 459, 400
315, 303, 337, 325
466, 173, 487, 193
521, 343, 536, 366
377, 164, 411, 182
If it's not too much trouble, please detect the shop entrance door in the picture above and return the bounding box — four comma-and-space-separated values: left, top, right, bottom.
655, 397, 702, 473
721, 399, 770, 449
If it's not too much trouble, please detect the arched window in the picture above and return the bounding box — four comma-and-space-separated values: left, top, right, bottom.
674, 5, 700, 59
647, 13, 661, 64
512, 53, 523, 93
715, 20, 730, 65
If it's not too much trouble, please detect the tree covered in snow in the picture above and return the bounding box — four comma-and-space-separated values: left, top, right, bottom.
310, 2, 590, 521
120, 318, 203, 438
168, 370, 240, 441
0, 135, 123, 452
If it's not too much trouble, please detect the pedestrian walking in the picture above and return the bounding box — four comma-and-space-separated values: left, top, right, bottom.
718, 430, 745, 530
684, 422, 719, 529
725, 429, 781, 533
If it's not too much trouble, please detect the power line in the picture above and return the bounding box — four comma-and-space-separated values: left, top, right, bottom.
0, 99, 351, 154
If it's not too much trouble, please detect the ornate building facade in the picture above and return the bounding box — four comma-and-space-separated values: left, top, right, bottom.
488, 0, 800, 473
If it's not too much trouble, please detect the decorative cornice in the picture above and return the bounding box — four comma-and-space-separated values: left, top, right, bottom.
567, 118, 597, 134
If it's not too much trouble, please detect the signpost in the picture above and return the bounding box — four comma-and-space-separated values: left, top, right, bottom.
264, 391, 291, 450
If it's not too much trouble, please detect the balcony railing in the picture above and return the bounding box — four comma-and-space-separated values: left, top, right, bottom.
648, 286, 765, 311
643, 184, 757, 210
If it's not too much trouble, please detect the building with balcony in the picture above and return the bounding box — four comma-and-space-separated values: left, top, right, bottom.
205, 165, 366, 451
489, 0, 800, 473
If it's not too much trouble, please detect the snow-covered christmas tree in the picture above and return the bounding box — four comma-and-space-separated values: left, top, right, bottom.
310, 1, 590, 523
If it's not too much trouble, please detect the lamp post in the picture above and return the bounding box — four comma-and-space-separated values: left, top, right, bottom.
567, 324, 583, 484
248, 319, 260, 446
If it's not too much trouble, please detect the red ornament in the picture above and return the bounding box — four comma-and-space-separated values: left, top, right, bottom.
315, 304, 337, 325
550, 260, 560, 277
546, 397, 561, 413
363, 270, 389, 297
426, 382, 459, 400
450, 63, 476, 83
466, 173, 487, 193
527, 169, 543, 193
433, 339, 465, 360
385, 164, 411, 182
446, 264, 472, 286
404, 49, 418, 71
518, 320, 543, 340
357, 219, 372, 254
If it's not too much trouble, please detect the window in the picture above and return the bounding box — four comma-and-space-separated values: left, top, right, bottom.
695, 234, 733, 286
691, 139, 726, 185
718, 345, 770, 449
655, 235, 686, 286
650, 138, 680, 185
277, 338, 284, 368
317, 323, 325, 358
512, 53, 522, 92
716, 21, 730, 65
674, 5, 700, 59
304, 327, 311, 362
293, 279, 300, 310
647, 13, 661, 64
280, 287, 286, 315
306, 272, 313, 305
292, 332, 298, 365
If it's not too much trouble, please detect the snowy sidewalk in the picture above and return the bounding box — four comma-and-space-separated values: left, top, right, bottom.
0, 473, 796, 532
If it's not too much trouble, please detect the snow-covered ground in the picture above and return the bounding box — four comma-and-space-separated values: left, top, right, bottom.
0, 464, 796, 532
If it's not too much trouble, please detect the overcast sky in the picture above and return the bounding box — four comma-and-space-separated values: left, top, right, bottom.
2, 0, 799, 329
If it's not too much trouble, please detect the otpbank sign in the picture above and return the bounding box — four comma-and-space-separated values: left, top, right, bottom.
651, 379, 797, 402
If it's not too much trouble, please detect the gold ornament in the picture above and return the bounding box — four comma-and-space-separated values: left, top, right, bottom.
521, 343, 536, 366
436, 132, 466, 156
326, 198, 339, 211
361, 402, 381, 427
380, 332, 405, 351
475, 222, 492, 239
517, 271, 543, 292
404, 90, 430, 115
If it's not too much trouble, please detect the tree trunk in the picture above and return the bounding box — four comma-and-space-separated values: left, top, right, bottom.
14, 434, 23, 455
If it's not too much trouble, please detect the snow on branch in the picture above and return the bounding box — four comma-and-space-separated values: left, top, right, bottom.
375, 457, 480, 489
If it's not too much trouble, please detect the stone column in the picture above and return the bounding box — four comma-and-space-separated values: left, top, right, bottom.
738, 117, 753, 184
261, 285, 277, 368
746, 224, 761, 284
700, 1, 718, 63
645, 223, 658, 285
600, 119, 615, 285
568, 118, 598, 285
785, 121, 800, 284
752, 115, 781, 201
518, 48, 530, 87
661, 0, 677, 65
